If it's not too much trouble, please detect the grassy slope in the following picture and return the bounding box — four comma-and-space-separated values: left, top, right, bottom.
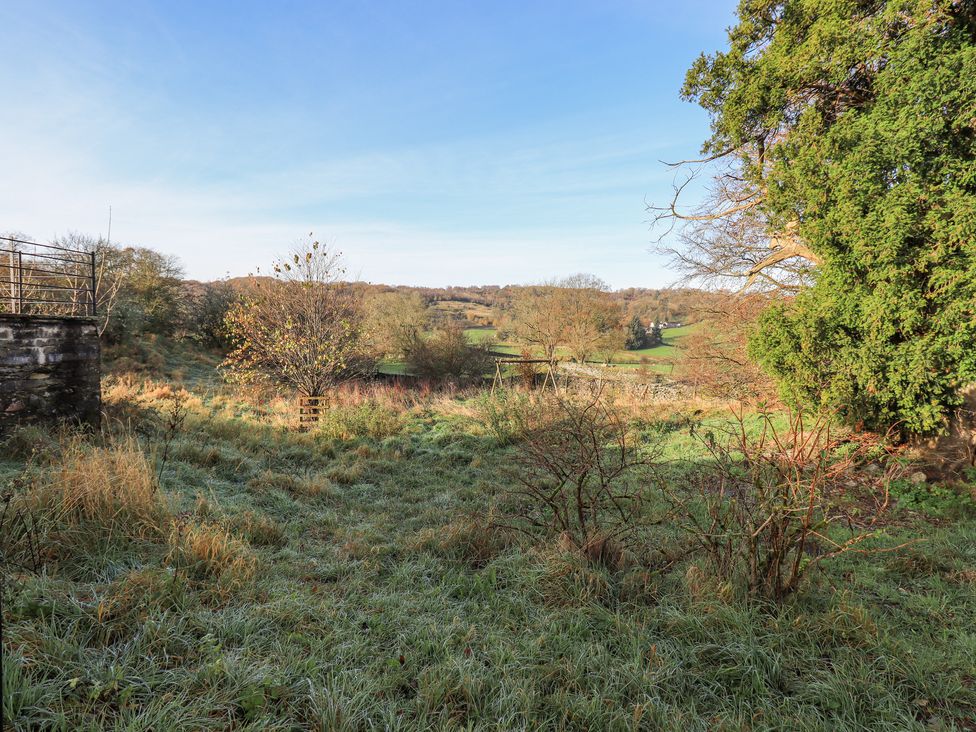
432, 300, 495, 324
2, 365, 975, 730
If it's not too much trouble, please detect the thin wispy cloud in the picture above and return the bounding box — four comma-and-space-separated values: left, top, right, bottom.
1, 0, 735, 287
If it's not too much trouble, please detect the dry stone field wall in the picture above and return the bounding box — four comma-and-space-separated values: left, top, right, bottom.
556, 361, 689, 400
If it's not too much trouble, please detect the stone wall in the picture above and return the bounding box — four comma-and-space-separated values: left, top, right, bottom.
916, 385, 976, 479
0, 314, 101, 433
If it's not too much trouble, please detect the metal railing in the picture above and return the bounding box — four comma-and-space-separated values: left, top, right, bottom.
1, 236, 97, 317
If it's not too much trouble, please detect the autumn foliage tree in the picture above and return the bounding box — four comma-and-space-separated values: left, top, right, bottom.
506, 275, 621, 364
223, 237, 373, 396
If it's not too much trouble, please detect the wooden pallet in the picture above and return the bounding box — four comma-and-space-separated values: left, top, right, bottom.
298, 395, 327, 426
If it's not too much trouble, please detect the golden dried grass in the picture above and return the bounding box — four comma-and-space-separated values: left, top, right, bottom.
34, 436, 170, 541
166, 520, 256, 589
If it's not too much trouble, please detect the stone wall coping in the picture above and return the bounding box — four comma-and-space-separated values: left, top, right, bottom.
0, 313, 98, 324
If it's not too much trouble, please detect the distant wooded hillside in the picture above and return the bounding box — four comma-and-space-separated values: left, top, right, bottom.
215, 278, 727, 328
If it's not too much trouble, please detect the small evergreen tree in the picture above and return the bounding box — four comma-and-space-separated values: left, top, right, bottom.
648, 322, 663, 347
624, 315, 648, 350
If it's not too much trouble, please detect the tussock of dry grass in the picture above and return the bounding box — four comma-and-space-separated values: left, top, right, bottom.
409, 510, 511, 568
323, 463, 363, 486
31, 436, 170, 542
247, 469, 335, 497
230, 510, 287, 547
94, 567, 189, 634
166, 520, 256, 589
534, 544, 615, 608
316, 403, 404, 440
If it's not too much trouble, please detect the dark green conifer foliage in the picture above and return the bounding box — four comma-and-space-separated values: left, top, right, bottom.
648, 321, 664, 347
625, 315, 649, 350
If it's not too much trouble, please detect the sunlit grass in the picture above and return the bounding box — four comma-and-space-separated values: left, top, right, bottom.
3, 361, 975, 730
464, 323, 699, 366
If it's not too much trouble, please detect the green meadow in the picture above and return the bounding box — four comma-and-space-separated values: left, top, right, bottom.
3, 351, 975, 731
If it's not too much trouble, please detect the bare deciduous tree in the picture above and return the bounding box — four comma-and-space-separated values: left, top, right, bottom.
648, 149, 819, 293
363, 290, 430, 359
53, 233, 124, 336
559, 275, 621, 364
676, 292, 779, 401
506, 285, 565, 364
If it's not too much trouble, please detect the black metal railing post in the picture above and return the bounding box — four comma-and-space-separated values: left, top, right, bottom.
17, 251, 23, 315
6, 250, 13, 313
89, 250, 97, 317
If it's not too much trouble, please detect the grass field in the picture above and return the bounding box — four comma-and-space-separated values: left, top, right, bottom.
376, 361, 409, 376
465, 324, 697, 373
377, 323, 696, 378
2, 354, 975, 730
612, 324, 697, 362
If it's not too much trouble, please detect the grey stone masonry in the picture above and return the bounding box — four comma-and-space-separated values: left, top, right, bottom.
0, 314, 100, 433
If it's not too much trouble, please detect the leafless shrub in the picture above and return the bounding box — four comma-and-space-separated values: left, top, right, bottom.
403, 321, 494, 384
658, 408, 904, 602
153, 389, 190, 490
515, 349, 538, 388
499, 388, 658, 566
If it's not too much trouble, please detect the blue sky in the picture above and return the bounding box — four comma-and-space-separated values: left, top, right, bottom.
1, 1, 735, 287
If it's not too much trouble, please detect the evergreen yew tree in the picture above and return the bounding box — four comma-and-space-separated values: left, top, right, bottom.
676, 0, 976, 435
625, 315, 649, 350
